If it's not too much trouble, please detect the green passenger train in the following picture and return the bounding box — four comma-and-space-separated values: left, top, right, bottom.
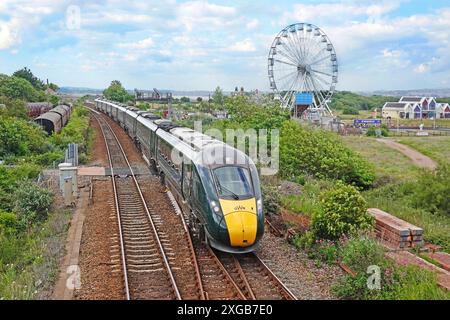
95, 99, 265, 253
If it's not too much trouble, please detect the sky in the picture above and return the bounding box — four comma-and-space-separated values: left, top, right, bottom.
0, 0, 449, 92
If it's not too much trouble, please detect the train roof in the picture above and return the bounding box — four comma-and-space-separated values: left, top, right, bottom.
35, 111, 61, 123
95, 98, 253, 167
51, 105, 70, 115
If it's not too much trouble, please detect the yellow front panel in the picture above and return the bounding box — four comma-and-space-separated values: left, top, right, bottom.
220, 198, 257, 247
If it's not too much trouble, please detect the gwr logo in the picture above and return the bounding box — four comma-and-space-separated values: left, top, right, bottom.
234, 205, 245, 211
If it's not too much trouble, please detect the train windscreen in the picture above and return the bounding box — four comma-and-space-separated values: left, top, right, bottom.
213, 166, 253, 200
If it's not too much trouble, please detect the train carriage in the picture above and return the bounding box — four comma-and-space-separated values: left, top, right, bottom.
50, 105, 70, 126
117, 106, 126, 127
124, 107, 139, 137
94, 98, 264, 253
35, 112, 63, 134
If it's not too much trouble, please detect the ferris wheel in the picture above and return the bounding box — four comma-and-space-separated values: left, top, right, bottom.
268, 23, 338, 117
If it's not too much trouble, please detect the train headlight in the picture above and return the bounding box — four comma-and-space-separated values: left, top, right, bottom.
257, 199, 263, 215
211, 201, 222, 215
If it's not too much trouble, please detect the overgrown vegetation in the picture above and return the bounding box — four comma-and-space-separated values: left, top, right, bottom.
363, 166, 450, 252
331, 237, 449, 300
280, 121, 375, 189
366, 124, 389, 137
261, 184, 281, 216
197, 94, 450, 300
0, 68, 93, 299
330, 91, 398, 112
311, 183, 373, 240
293, 234, 449, 300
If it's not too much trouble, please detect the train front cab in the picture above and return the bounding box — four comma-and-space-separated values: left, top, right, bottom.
190, 149, 264, 254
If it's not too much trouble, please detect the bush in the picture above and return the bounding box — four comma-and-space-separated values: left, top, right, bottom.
412, 165, 450, 216
366, 125, 389, 137
261, 184, 281, 216
280, 121, 375, 189
311, 182, 373, 240
13, 182, 53, 226
342, 107, 359, 115
0, 117, 48, 157
340, 236, 385, 273
0, 211, 17, 234
332, 263, 449, 300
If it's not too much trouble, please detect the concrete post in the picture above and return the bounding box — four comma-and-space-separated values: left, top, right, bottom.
64, 177, 74, 207
59, 163, 78, 197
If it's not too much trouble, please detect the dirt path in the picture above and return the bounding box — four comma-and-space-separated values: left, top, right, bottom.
376, 138, 437, 170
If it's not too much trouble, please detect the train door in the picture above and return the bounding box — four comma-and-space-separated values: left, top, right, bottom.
182, 161, 192, 201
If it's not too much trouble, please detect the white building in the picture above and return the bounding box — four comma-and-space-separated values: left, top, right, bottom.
381, 97, 449, 119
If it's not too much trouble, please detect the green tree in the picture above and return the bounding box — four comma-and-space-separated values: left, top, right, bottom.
103, 80, 132, 103
12, 67, 45, 90
212, 86, 224, 107
0, 74, 39, 101
180, 96, 190, 103
47, 83, 59, 92
0, 96, 28, 119
47, 94, 59, 106
0, 117, 48, 157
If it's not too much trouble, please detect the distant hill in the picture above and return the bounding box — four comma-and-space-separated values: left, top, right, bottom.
360, 88, 450, 98
59, 87, 103, 95
58, 87, 229, 98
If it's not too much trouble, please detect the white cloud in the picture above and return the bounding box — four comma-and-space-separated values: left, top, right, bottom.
117, 37, 154, 50
381, 49, 402, 58
0, 0, 67, 50
414, 64, 429, 74
246, 18, 259, 29
176, 0, 238, 31
280, 1, 403, 26
0, 21, 19, 49
229, 39, 256, 52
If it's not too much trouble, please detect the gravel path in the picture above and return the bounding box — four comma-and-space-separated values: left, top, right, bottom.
376, 138, 437, 170
256, 232, 343, 300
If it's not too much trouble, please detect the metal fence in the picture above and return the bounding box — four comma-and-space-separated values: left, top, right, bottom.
388, 130, 450, 137
65, 143, 79, 166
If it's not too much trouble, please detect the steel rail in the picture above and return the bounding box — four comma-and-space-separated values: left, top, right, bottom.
93, 113, 130, 300
251, 253, 297, 300
93, 112, 181, 300
166, 190, 206, 300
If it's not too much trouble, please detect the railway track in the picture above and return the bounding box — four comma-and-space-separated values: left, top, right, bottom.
90, 108, 297, 300
213, 250, 297, 300
95, 113, 185, 300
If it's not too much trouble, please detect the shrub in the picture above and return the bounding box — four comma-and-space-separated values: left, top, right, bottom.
411, 165, 450, 216
0, 164, 42, 211
311, 182, 373, 240
0, 211, 17, 234
340, 236, 385, 273
342, 107, 359, 115
261, 184, 281, 216
332, 263, 449, 300
280, 121, 375, 189
308, 238, 340, 263
292, 231, 315, 250
13, 182, 53, 226
366, 124, 389, 137
0, 117, 48, 157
